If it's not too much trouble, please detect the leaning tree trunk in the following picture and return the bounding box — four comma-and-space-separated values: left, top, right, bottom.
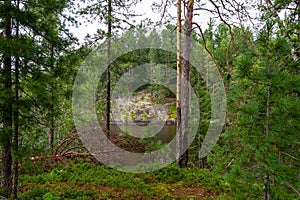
1, 0, 13, 195
177, 0, 194, 168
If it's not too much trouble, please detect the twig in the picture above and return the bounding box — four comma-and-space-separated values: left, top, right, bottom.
285, 183, 300, 197
62, 146, 87, 156
279, 151, 300, 162
226, 158, 235, 168
193, 7, 217, 14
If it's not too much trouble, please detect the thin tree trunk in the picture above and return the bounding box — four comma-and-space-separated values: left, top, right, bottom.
12, 1, 20, 196
106, 0, 112, 132
1, 0, 13, 195
49, 43, 55, 149
176, 0, 182, 166
295, 0, 300, 97
263, 24, 271, 200
177, 0, 194, 168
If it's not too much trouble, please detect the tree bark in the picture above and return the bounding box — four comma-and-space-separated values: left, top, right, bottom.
49, 43, 55, 149
106, 0, 112, 132
177, 0, 194, 168
176, 0, 182, 166
1, 0, 13, 195
12, 1, 20, 196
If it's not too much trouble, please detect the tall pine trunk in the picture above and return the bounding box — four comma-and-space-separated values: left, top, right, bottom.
176, 0, 183, 166
106, 0, 112, 132
177, 0, 194, 168
1, 0, 13, 195
12, 1, 20, 196
48, 43, 55, 149
263, 23, 271, 200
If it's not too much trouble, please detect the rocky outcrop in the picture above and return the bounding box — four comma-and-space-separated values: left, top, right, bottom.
111, 90, 176, 124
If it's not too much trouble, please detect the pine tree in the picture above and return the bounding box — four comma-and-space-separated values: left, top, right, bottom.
0, 0, 78, 196
0, 0, 13, 195
209, 20, 300, 199
82, 0, 140, 132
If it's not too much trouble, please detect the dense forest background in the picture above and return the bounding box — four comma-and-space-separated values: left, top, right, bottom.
0, 0, 299, 199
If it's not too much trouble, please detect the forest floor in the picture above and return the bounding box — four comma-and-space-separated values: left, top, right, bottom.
17, 161, 225, 200
16, 88, 227, 199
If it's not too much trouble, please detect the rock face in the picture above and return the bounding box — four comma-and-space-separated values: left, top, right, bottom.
111, 90, 176, 124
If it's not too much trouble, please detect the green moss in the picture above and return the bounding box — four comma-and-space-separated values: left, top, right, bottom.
19, 163, 226, 199
168, 103, 177, 119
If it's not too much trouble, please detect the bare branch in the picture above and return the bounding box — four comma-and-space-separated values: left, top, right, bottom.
193, 22, 224, 79
207, 0, 234, 78
54, 133, 78, 155
193, 7, 217, 14
159, 0, 169, 25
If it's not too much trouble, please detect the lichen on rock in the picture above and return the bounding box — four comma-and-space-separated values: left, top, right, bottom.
111, 90, 176, 124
